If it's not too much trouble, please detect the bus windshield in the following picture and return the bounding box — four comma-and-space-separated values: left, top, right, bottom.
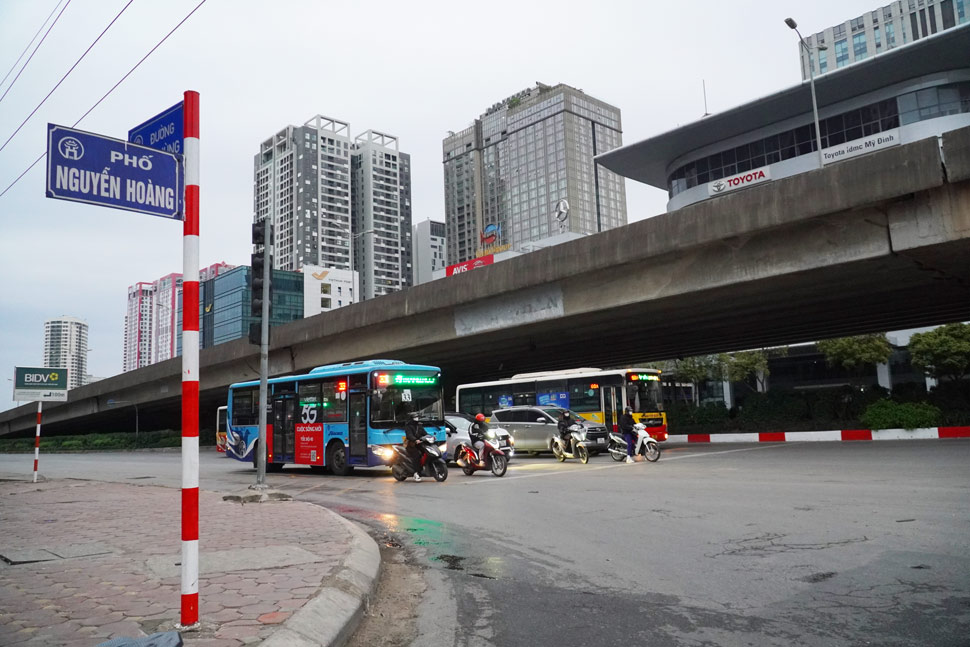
625, 373, 664, 412
370, 370, 443, 426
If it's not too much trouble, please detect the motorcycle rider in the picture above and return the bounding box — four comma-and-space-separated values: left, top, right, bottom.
403, 411, 425, 482
468, 413, 489, 467
619, 406, 637, 464
557, 410, 575, 454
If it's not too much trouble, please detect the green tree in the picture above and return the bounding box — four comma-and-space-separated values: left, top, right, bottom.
719, 348, 787, 393
673, 355, 721, 405
816, 334, 892, 383
908, 323, 970, 382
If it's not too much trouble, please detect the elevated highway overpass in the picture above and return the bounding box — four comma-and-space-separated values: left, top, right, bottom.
3, 126, 969, 436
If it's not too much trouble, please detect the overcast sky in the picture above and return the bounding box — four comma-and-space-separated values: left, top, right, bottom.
0, 0, 886, 410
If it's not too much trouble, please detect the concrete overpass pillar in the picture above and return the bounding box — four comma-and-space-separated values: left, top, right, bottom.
876, 363, 892, 390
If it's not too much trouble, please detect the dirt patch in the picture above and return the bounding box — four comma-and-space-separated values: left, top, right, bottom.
347, 534, 427, 647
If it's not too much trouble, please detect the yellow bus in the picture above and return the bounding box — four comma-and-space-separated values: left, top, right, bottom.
456, 367, 668, 441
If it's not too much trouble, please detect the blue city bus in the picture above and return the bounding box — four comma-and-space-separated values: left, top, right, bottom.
225, 359, 446, 475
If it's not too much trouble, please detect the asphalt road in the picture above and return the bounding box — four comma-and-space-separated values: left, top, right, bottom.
4, 440, 969, 646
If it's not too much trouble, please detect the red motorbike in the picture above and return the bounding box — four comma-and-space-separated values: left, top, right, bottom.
454, 429, 510, 477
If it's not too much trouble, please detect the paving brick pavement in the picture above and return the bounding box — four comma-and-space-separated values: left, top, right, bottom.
0, 477, 380, 647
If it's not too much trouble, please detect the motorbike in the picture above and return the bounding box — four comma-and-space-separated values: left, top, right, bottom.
454, 428, 512, 477
379, 434, 449, 482
608, 422, 661, 462
551, 423, 590, 464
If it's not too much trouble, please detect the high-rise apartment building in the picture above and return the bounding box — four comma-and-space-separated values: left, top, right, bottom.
442, 82, 627, 265
412, 220, 447, 284
352, 131, 411, 299
43, 316, 88, 390
124, 283, 155, 372
255, 116, 353, 272
254, 117, 412, 300
152, 273, 182, 365
798, 0, 967, 79
399, 152, 413, 290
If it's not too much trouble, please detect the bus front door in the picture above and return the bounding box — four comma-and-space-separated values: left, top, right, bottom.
348, 393, 368, 458
603, 387, 618, 433
271, 395, 296, 462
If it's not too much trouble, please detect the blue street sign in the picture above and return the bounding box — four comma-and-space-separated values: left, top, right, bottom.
128, 102, 184, 155
46, 124, 183, 220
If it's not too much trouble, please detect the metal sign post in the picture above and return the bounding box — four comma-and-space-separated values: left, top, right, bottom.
33, 402, 42, 483
133, 96, 200, 630
177, 90, 201, 631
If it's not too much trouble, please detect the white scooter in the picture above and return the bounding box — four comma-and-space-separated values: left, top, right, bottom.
552, 423, 590, 464
608, 422, 661, 462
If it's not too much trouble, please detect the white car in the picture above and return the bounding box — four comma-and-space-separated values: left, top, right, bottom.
443, 412, 513, 464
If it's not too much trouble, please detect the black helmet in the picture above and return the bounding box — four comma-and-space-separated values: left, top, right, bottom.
563, 411, 571, 418
409, 411, 420, 420
624, 407, 633, 414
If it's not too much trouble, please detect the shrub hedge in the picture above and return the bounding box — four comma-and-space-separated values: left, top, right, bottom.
667, 381, 968, 433
0, 428, 218, 453
860, 400, 942, 430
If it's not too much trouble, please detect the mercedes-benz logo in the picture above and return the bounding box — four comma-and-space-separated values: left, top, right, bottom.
554, 198, 569, 222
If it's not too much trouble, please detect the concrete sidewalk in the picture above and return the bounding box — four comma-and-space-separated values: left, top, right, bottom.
0, 477, 380, 647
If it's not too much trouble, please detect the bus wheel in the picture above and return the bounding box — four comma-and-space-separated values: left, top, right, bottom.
328, 442, 354, 476
252, 442, 259, 469
266, 462, 284, 473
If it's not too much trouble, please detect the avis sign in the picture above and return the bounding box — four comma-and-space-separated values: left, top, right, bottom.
14, 366, 69, 402
446, 254, 494, 276
46, 124, 183, 219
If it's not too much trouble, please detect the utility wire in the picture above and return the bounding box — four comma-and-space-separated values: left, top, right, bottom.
0, 0, 72, 106
0, 0, 208, 200
0, 0, 135, 154
0, 0, 64, 91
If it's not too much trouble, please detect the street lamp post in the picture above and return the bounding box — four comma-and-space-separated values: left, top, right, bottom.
349, 228, 374, 303
786, 18, 827, 168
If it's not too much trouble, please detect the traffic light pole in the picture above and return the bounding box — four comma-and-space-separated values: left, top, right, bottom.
253, 215, 271, 489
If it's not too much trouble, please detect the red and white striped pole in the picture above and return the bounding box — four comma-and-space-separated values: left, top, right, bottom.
32, 401, 42, 483
180, 90, 200, 629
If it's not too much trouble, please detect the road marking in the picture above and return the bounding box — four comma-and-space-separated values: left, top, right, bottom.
660, 443, 790, 460
457, 444, 789, 485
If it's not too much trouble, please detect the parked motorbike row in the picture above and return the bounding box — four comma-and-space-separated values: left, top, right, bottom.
379, 421, 659, 483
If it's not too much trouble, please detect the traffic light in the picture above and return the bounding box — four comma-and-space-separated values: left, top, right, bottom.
250, 253, 266, 315
252, 221, 267, 247
250, 220, 273, 346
